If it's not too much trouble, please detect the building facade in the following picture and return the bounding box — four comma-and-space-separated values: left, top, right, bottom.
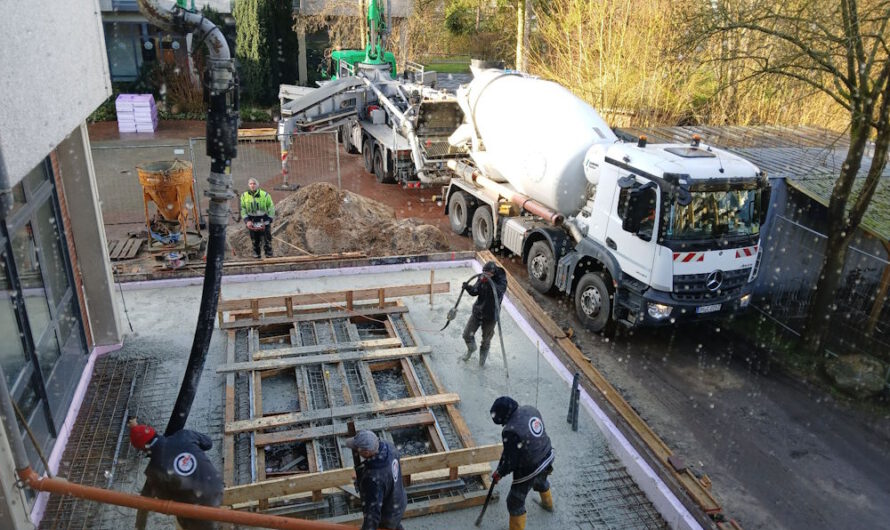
0, 1, 121, 528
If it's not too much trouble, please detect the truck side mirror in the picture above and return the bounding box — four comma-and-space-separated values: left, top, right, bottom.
760, 185, 771, 225
622, 189, 642, 233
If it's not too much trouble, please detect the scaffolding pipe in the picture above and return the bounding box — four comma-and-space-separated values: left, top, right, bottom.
16, 467, 351, 530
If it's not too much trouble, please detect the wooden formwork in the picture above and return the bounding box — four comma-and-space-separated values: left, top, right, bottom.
217, 280, 499, 523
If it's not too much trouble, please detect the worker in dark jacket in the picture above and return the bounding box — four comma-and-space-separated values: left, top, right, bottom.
240, 177, 275, 259
461, 260, 508, 365
129, 418, 224, 530
490, 396, 555, 530
347, 430, 408, 530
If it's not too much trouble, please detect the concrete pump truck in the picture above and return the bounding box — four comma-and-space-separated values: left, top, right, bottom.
277, 0, 465, 186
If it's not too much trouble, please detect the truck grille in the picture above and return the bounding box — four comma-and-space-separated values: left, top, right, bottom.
672, 267, 751, 301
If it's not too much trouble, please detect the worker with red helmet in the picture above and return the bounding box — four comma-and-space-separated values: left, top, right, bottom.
128, 417, 223, 530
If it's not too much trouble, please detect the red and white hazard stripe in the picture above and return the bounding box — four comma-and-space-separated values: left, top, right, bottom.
672, 252, 705, 262
735, 245, 759, 258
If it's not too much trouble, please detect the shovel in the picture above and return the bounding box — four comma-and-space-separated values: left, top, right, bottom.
440, 274, 480, 331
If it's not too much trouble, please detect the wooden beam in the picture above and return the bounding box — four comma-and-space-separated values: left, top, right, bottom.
223, 444, 501, 505
251, 338, 402, 361
223, 330, 236, 487
218, 346, 432, 373
255, 411, 435, 446
219, 306, 408, 330
226, 393, 461, 434
218, 282, 450, 313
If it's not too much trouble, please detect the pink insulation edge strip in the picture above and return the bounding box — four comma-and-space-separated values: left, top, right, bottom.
30, 341, 123, 526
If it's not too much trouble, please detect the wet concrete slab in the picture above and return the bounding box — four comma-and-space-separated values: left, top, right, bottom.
80, 262, 689, 529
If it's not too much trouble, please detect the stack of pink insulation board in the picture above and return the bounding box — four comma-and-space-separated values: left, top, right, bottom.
116, 94, 158, 133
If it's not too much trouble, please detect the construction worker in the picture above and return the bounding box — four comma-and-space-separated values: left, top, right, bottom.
490, 396, 555, 530
346, 430, 408, 530
461, 260, 507, 365
128, 417, 224, 530
240, 178, 275, 259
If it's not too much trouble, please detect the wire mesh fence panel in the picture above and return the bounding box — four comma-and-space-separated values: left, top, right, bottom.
90, 143, 192, 226
189, 132, 340, 214
756, 215, 890, 360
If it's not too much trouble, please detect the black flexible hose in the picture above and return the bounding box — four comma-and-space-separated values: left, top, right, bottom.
164, 222, 227, 435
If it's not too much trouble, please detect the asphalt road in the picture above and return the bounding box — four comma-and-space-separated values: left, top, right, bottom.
495, 253, 890, 530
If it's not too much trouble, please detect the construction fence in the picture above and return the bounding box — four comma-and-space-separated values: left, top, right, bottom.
755, 214, 890, 367
91, 131, 339, 230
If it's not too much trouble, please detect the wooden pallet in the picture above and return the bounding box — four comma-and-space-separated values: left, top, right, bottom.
107, 238, 143, 260
219, 280, 496, 521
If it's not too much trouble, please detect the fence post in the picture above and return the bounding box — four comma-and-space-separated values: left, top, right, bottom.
334, 131, 341, 190
188, 137, 205, 227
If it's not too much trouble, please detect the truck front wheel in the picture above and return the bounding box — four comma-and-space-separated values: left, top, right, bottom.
471, 206, 494, 250
574, 272, 614, 335
448, 191, 473, 235
528, 240, 556, 294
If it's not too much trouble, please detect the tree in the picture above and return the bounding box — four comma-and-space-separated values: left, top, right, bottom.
233, 0, 299, 104
684, 0, 890, 355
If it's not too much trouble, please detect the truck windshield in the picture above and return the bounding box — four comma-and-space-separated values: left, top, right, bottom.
665, 189, 761, 240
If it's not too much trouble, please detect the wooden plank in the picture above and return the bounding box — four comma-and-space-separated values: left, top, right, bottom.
255, 411, 435, 447
223, 330, 236, 487
123, 238, 142, 258
223, 444, 502, 505
326, 488, 491, 525
219, 306, 409, 330
254, 369, 267, 509
226, 393, 461, 434
218, 282, 451, 312
252, 338, 402, 361
218, 346, 432, 373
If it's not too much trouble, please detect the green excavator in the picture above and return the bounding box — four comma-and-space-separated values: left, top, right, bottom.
328, 0, 397, 79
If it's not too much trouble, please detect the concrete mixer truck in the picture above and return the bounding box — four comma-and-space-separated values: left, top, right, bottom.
444, 69, 770, 334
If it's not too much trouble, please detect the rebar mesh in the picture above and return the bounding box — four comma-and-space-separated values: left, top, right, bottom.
40, 358, 156, 530
567, 456, 668, 530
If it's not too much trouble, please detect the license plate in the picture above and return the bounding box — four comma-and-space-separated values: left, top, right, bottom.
696, 304, 722, 314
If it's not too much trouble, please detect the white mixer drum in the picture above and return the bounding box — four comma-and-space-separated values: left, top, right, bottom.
460, 70, 616, 215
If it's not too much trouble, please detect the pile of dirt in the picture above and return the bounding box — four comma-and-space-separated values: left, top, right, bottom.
229, 182, 449, 258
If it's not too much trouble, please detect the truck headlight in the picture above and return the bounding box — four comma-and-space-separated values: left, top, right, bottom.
740, 294, 751, 308
647, 303, 672, 320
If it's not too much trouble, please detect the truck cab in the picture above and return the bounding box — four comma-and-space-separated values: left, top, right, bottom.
558, 137, 768, 332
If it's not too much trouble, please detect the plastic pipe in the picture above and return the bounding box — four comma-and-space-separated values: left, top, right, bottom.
17, 467, 350, 530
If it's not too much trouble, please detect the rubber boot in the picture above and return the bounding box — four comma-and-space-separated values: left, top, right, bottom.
478, 349, 489, 366
461, 342, 476, 362
509, 513, 527, 530
539, 489, 554, 512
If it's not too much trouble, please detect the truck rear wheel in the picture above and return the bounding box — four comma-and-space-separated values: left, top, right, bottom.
362, 140, 374, 173
528, 240, 556, 294
471, 206, 494, 250
448, 191, 473, 235
574, 272, 614, 335
374, 147, 395, 184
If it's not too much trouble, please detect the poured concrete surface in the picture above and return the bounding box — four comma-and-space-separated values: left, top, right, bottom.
83, 262, 682, 529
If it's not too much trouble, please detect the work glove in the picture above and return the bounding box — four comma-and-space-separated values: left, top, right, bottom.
462, 281, 469, 290
491, 471, 501, 484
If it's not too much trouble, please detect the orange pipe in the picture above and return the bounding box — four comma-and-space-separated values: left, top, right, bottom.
19, 467, 350, 530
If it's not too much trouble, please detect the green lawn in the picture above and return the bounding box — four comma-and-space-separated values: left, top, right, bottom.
422, 61, 471, 74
